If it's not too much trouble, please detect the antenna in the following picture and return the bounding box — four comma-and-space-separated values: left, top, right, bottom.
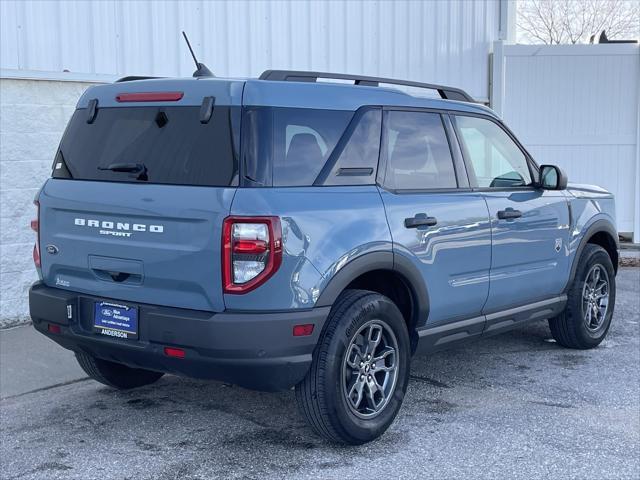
182, 31, 199, 69
181, 31, 214, 78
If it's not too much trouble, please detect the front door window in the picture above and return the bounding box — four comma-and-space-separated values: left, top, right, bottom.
454, 115, 532, 188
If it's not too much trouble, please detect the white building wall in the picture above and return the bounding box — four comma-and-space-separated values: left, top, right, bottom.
1, 0, 500, 101
492, 43, 640, 240
0, 0, 503, 325
0, 79, 93, 325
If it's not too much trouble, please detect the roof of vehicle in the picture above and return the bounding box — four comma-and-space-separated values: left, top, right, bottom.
77, 75, 498, 118
243, 79, 496, 117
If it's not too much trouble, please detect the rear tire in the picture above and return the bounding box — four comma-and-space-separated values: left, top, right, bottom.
549, 244, 616, 349
75, 351, 164, 389
295, 289, 411, 444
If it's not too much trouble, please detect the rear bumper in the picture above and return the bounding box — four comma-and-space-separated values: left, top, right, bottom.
29, 282, 329, 391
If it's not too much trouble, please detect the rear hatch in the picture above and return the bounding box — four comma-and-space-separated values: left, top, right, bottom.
38, 78, 244, 312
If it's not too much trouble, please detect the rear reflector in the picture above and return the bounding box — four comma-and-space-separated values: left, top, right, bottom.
48, 324, 61, 334
31, 200, 40, 268
116, 92, 184, 103
293, 324, 314, 337
164, 347, 185, 359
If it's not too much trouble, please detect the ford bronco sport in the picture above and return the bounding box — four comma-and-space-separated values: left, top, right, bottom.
29, 70, 618, 444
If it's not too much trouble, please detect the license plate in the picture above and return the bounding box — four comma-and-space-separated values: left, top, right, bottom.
94, 301, 138, 340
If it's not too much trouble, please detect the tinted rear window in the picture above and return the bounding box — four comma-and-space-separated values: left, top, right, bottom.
243, 107, 353, 186
54, 106, 240, 186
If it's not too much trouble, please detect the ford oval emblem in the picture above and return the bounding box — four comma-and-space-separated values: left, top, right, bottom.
46, 245, 59, 255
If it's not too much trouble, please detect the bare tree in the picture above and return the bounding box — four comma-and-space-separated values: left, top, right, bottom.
517, 0, 640, 44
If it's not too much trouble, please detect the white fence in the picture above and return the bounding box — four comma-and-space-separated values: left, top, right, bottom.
492, 42, 640, 241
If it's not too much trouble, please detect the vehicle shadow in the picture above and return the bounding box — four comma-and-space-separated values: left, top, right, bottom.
71, 321, 561, 456
4, 268, 637, 480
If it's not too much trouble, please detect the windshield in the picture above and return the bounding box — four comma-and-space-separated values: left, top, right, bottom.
53, 105, 240, 186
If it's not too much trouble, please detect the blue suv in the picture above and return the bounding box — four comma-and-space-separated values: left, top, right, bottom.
29, 70, 618, 444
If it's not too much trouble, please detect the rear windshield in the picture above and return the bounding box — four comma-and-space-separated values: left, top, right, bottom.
54, 106, 240, 186
243, 107, 354, 186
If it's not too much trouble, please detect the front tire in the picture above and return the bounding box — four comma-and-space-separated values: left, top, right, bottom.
549, 244, 616, 349
295, 290, 411, 444
75, 351, 164, 389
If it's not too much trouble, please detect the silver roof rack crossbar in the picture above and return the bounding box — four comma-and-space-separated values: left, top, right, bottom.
259, 70, 475, 103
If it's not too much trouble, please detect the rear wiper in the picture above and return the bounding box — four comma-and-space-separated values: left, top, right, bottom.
98, 163, 148, 181
98, 162, 144, 172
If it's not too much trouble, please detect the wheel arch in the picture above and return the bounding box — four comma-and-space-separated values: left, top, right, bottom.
315, 251, 429, 353
566, 219, 619, 292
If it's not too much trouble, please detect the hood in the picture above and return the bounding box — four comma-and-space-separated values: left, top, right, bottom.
566, 183, 613, 199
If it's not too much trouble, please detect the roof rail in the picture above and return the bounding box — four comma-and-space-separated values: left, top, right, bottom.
115, 76, 162, 83
259, 70, 475, 103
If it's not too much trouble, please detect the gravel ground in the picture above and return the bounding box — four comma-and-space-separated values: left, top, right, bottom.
1, 268, 638, 480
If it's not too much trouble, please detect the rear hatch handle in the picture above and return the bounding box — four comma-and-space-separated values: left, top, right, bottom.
89, 256, 144, 285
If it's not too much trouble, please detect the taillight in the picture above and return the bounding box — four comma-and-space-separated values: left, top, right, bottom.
222, 216, 282, 294
31, 200, 40, 268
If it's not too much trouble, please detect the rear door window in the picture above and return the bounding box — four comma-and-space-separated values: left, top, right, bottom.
54, 106, 240, 186
382, 111, 457, 190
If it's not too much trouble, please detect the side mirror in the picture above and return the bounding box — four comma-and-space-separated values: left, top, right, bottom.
538, 164, 568, 190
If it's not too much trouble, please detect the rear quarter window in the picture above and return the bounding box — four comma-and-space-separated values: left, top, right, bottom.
53, 105, 240, 186
318, 108, 382, 186
242, 107, 353, 187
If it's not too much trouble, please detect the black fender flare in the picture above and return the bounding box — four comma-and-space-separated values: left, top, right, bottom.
565, 218, 619, 292
315, 251, 430, 330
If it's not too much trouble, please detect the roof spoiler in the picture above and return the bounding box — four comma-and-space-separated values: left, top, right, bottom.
259, 70, 475, 103
115, 76, 163, 83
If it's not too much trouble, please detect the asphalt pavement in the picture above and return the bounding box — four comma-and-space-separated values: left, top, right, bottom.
1, 268, 638, 480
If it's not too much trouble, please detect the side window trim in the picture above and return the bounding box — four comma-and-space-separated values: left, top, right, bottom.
442, 114, 470, 189
378, 107, 465, 193
313, 106, 382, 186
451, 112, 538, 190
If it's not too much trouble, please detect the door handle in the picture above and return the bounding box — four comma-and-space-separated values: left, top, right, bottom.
497, 209, 522, 220
404, 215, 438, 228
